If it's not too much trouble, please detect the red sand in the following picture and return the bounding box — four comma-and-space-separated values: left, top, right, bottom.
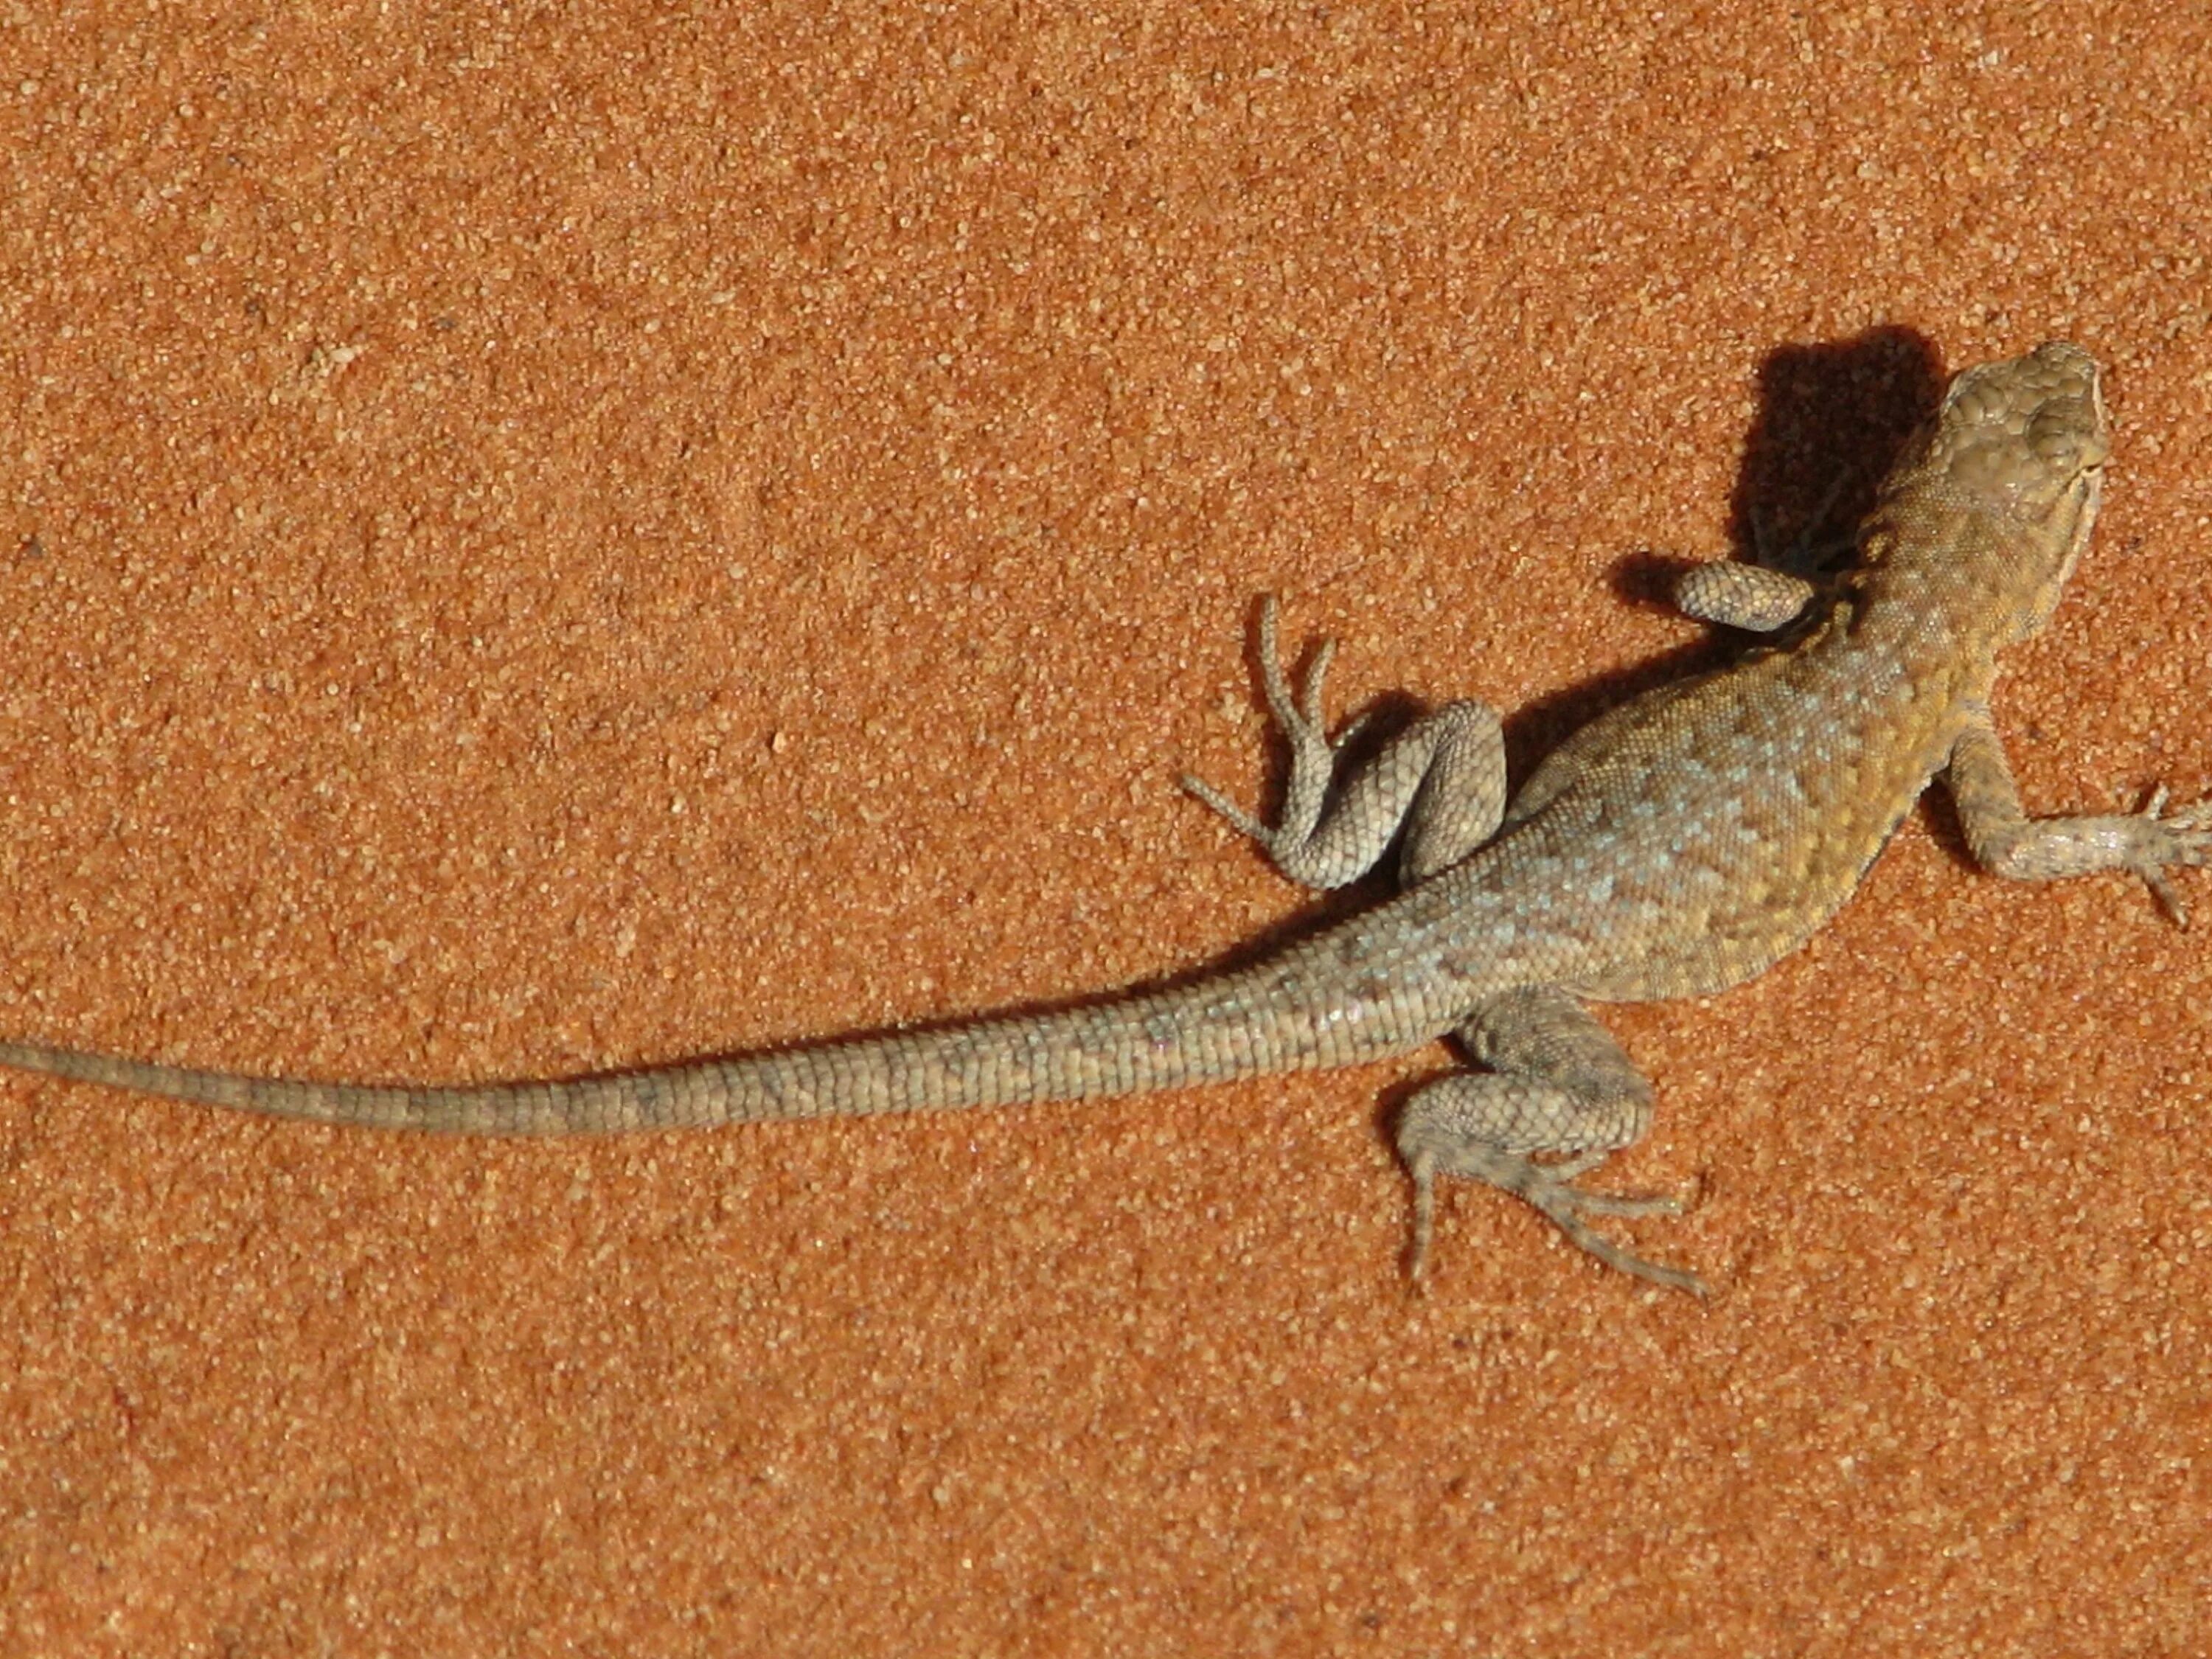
4, 5, 2208, 1653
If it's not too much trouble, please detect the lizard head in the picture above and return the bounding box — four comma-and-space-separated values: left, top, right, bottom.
1912, 341, 2110, 641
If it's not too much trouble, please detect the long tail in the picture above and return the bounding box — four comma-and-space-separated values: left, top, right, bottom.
0, 943, 1430, 1133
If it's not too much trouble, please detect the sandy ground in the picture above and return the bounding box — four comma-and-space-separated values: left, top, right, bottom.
3, 4, 2209, 1654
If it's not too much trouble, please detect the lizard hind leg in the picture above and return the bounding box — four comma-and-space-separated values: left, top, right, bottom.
1398, 985, 1708, 1295
1181, 595, 1508, 890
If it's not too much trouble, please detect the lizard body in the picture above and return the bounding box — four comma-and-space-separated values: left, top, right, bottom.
7, 343, 2204, 1291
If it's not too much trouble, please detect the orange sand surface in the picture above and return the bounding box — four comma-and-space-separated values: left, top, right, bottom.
3, 4, 2209, 1654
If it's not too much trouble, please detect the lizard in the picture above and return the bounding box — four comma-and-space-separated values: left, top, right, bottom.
3, 341, 2203, 1294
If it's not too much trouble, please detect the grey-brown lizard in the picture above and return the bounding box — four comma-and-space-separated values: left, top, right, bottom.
4, 342, 2204, 1293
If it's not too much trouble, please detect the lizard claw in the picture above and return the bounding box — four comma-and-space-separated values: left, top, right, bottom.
1257, 596, 1357, 775
1408, 1147, 1710, 1298
2128, 785, 2212, 926
1181, 596, 1368, 868
1178, 771, 1269, 841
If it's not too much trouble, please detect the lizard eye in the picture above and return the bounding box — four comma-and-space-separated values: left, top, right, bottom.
2027, 411, 2107, 476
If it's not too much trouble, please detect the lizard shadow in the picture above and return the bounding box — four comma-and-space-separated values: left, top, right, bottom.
1561, 325, 1948, 755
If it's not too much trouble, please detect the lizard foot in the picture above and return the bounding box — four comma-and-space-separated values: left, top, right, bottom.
1408, 1145, 1708, 1298
1402, 991, 1707, 1295
1180, 595, 1368, 861
2124, 785, 2212, 925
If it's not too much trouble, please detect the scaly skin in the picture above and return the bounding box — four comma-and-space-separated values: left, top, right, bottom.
4, 343, 2202, 1291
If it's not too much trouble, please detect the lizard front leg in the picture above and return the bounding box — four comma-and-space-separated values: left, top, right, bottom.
1674, 469, 1857, 632
1183, 596, 1507, 888
1396, 986, 1707, 1295
1674, 563, 1820, 633
1946, 706, 2212, 922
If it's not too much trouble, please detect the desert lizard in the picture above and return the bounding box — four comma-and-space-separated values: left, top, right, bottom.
5, 342, 2204, 1294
